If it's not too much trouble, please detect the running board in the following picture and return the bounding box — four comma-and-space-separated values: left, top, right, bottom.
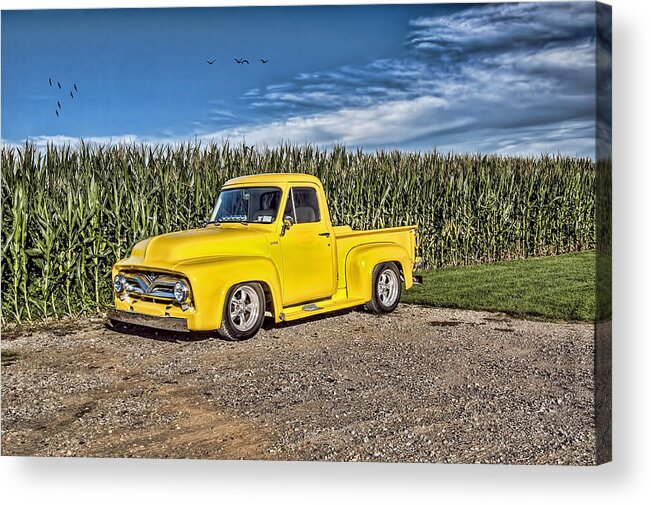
280, 297, 367, 322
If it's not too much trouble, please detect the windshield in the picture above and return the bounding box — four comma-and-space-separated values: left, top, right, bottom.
210, 187, 282, 224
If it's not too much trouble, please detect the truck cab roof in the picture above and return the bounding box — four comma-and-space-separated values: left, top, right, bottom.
224, 173, 324, 188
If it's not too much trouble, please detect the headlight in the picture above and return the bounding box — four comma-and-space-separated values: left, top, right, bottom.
113, 274, 126, 293
174, 280, 190, 302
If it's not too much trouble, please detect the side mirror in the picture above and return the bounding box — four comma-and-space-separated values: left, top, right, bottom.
280, 216, 294, 236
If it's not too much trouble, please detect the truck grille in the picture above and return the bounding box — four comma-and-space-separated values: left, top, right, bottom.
122, 271, 183, 302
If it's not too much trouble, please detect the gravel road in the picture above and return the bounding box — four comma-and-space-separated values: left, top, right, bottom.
1, 305, 596, 464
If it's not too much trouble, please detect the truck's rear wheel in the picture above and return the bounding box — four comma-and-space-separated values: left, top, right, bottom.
218, 282, 265, 341
365, 262, 401, 314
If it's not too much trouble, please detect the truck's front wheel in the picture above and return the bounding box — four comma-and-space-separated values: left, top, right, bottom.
218, 282, 265, 341
365, 262, 401, 314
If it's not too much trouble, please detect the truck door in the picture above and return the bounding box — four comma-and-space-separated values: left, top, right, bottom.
280, 186, 336, 306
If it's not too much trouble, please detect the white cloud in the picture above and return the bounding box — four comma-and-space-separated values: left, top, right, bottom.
409, 2, 595, 57
195, 96, 462, 148
3, 134, 154, 150
30, 134, 141, 148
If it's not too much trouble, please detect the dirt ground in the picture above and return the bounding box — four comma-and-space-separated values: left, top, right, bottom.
1, 305, 596, 464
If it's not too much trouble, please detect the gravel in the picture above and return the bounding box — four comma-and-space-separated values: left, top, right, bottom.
1, 305, 596, 464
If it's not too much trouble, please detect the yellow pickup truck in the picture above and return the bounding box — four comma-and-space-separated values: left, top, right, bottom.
108, 173, 419, 340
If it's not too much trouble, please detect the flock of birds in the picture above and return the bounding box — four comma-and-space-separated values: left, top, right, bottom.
49, 78, 78, 117
48, 57, 266, 117
207, 58, 269, 65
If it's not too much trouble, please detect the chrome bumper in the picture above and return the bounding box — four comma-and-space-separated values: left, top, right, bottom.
106, 307, 189, 332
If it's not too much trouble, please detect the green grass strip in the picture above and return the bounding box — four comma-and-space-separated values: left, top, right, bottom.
402, 251, 598, 321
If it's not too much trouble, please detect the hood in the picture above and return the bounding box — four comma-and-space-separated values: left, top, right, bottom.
128, 225, 269, 268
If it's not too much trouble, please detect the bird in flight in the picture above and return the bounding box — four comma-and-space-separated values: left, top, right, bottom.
49, 78, 52, 86
235, 58, 249, 64
55, 110, 59, 117
57, 81, 61, 89
74, 83, 78, 91
206, 59, 216, 65
260, 59, 269, 64
57, 101, 61, 109
70, 91, 74, 99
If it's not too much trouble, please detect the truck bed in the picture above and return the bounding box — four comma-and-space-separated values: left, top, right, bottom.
333, 224, 417, 238
333, 225, 418, 291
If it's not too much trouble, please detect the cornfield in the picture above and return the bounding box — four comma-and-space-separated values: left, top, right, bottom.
1, 142, 595, 323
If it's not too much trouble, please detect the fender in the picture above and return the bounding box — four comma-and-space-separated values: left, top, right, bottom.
345, 243, 413, 301
174, 255, 283, 330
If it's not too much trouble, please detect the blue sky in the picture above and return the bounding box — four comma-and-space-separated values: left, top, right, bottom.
1, 2, 601, 156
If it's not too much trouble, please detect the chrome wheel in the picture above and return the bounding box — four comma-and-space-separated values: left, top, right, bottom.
365, 263, 401, 314
378, 268, 399, 307
229, 285, 261, 332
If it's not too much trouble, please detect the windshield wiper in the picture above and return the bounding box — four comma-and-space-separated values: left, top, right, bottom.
217, 219, 248, 226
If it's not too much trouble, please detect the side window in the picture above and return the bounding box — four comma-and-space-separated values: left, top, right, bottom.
283, 187, 321, 224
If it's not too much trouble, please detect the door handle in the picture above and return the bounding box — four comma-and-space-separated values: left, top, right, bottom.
318, 232, 330, 237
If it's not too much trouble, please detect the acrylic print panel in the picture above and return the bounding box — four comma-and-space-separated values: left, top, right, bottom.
1, 2, 611, 465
